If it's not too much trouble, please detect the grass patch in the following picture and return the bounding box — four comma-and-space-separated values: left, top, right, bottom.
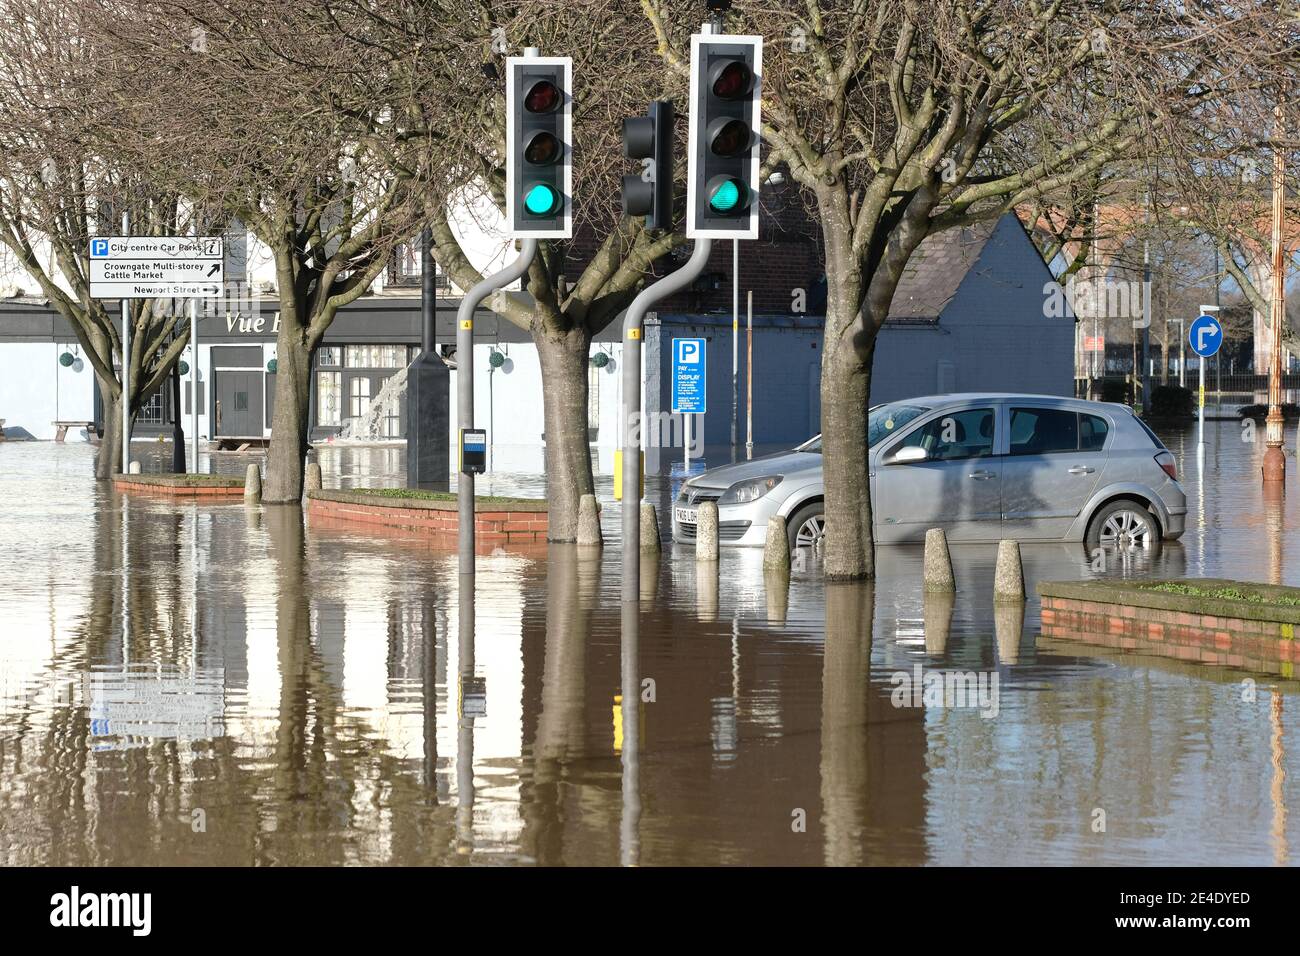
1138, 581, 1300, 607
352, 487, 541, 506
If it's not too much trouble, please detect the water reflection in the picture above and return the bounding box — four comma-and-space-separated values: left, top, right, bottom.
2, 429, 1300, 865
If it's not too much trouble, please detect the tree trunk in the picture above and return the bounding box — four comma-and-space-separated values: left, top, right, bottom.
816, 187, 874, 580
535, 326, 594, 542
263, 334, 313, 503
820, 328, 876, 580
95, 378, 128, 479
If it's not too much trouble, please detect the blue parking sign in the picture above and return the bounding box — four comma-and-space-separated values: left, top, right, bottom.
90, 238, 109, 258
672, 337, 706, 414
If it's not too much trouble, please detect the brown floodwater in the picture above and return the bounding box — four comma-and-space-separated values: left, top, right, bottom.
1, 420, 1298, 865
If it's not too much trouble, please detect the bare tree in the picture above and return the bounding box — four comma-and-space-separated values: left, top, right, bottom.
92, 0, 436, 500
0, 0, 192, 477
643, 0, 1290, 578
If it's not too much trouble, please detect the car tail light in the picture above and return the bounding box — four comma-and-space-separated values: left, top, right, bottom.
1155, 451, 1177, 481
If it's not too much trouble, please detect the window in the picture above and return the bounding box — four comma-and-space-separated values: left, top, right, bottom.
349, 376, 371, 419
381, 374, 402, 438
588, 363, 601, 431
387, 239, 451, 289
345, 345, 407, 369
137, 390, 165, 425
895, 408, 995, 461
1080, 414, 1109, 451
1009, 407, 1079, 455
233, 391, 249, 412
317, 347, 341, 368
317, 371, 341, 426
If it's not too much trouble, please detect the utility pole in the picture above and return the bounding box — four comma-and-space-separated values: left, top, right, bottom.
1263, 103, 1287, 484
731, 239, 738, 461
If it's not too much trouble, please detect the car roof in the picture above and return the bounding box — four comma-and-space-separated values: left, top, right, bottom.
886, 392, 1131, 412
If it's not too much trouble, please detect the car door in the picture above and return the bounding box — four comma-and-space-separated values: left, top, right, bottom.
872, 406, 1001, 543
1000, 405, 1108, 539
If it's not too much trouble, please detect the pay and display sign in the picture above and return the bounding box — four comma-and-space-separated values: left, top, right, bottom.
89, 236, 224, 299
671, 337, 707, 414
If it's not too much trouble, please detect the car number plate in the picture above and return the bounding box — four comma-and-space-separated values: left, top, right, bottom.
674, 506, 698, 524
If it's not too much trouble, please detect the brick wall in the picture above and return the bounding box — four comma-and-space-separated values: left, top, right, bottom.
306, 495, 548, 544
1041, 594, 1300, 677
112, 477, 244, 499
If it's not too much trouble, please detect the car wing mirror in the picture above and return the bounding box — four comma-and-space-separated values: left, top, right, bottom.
890, 445, 928, 464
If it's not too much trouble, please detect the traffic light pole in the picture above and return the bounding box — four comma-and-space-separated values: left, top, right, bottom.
621, 238, 714, 602
457, 239, 538, 577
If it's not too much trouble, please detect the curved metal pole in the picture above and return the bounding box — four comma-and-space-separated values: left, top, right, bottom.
456, 239, 538, 577
620, 238, 713, 603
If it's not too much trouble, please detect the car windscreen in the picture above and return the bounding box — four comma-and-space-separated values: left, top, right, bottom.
795, 404, 930, 454
868, 404, 929, 447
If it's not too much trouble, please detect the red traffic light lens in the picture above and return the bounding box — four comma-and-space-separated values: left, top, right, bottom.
709, 118, 750, 156
524, 130, 561, 165
524, 80, 561, 113
711, 61, 752, 100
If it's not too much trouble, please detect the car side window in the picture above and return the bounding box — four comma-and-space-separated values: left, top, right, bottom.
895, 408, 995, 461
1079, 414, 1109, 451
1009, 407, 1079, 455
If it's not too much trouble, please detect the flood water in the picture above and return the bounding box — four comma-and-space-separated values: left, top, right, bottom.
1, 420, 1298, 865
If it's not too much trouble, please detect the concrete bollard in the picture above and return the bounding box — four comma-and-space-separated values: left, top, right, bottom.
640, 502, 661, 553
762, 515, 791, 576
922, 528, 956, 592
695, 501, 720, 562
993, 539, 1025, 603
305, 462, 323, 493
128, 460, 141, 475
244, 463, 262, 504
577, 493, 602, 547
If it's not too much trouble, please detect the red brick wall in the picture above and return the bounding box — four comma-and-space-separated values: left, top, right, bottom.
1041, 595, 1300, 676
306, 496, 548, 544
112, 479, 244, 499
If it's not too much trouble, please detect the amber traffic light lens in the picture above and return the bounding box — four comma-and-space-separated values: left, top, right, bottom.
524, 80, 561, 113
524, 131, 561, 165
709, 118, 750, 156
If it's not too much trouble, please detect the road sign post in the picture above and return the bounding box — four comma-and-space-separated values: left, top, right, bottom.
1189, 313, 1223, 448
90, 235, 224, 473
672, 336, 707, 468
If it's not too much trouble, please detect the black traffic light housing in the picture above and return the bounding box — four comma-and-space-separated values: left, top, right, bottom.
687, 34, 762, 239
506, 56, 573, 239
621, 100, 674, 231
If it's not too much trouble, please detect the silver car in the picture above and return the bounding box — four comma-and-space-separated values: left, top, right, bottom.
672, 393, 1187, 551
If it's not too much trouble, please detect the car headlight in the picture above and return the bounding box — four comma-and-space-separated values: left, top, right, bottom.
719, 476, 782, 505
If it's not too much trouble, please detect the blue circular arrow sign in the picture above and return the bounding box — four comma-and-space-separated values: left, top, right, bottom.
1189, 314, 1223, 358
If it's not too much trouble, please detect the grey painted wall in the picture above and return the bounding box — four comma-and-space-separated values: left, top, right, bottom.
648, 216, 1073, 449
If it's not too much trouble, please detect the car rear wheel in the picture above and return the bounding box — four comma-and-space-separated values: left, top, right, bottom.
1086, 499, 1157, 551
787, 502, 825, 553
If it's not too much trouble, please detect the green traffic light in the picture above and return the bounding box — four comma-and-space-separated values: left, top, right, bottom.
524, 183, 559, 216
709, 178, 742, 213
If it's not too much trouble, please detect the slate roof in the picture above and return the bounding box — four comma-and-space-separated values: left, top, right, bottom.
887, 216, 1004, 322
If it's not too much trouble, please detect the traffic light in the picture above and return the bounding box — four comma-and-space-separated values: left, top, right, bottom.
506, 56, 572, 239
687, 34, 762, 239
621, 101, 674, 231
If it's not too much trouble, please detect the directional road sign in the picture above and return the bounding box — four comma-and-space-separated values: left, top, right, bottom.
89, 236, 224, 299
672, 337, 707, 414
1189, 314, 1223, 358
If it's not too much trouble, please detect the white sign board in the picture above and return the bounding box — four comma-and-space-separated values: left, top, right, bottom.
89, 236, 224, 299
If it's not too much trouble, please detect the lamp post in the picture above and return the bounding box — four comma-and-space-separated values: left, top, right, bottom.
1263, 105, 1287, 484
